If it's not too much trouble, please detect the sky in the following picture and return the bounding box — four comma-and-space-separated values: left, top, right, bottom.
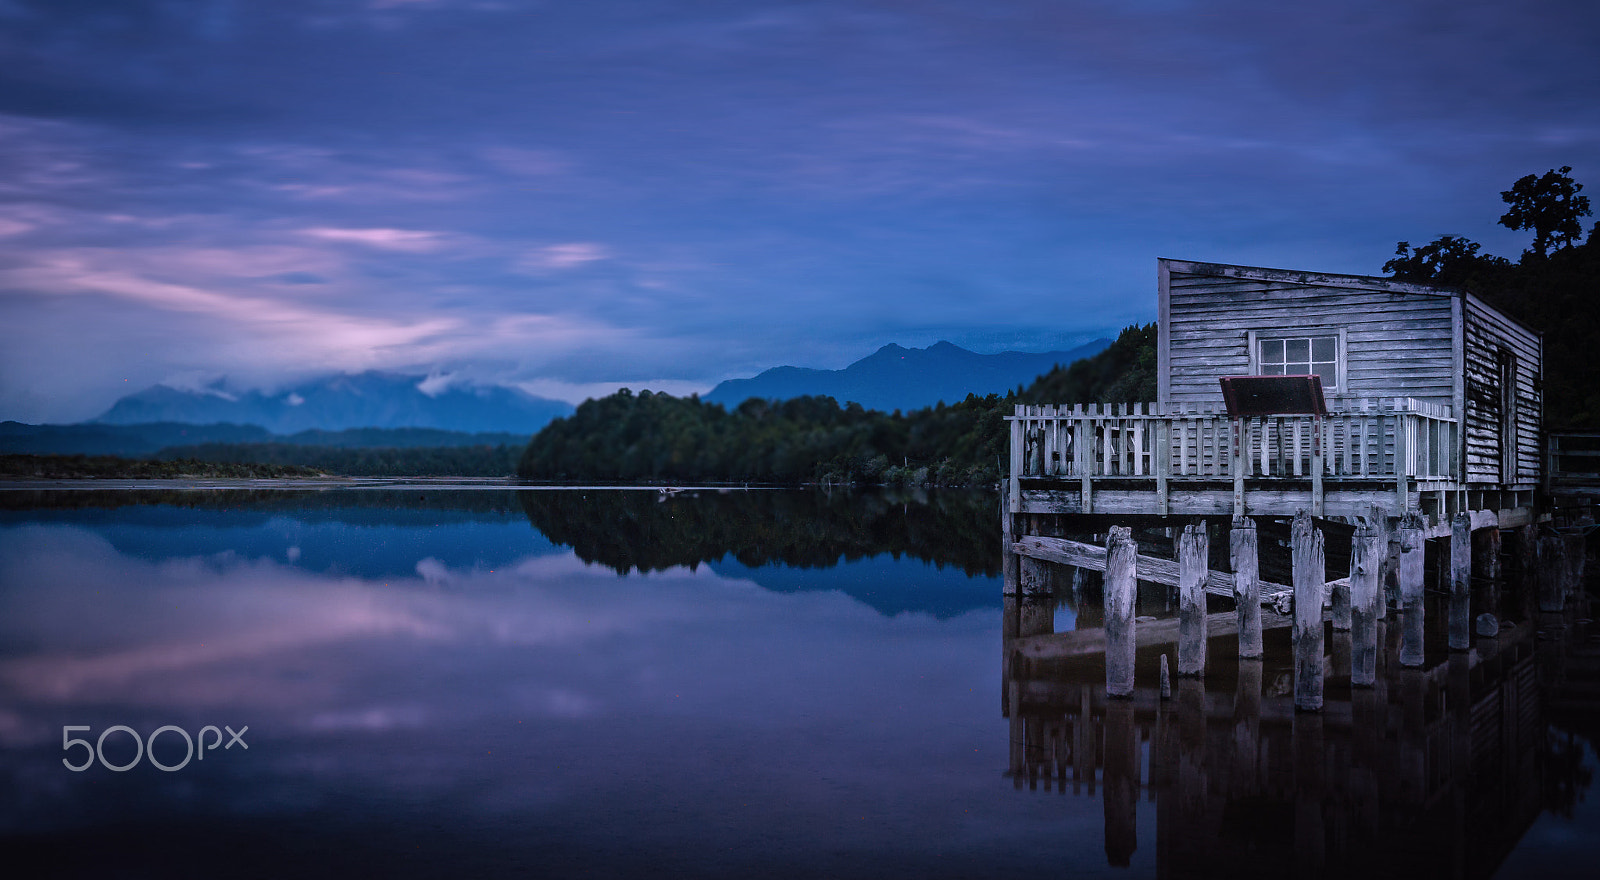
1, 0, 1597, 424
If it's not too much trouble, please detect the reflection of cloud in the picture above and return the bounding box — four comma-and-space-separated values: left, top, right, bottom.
0, 518, 1015, 864
416, 556, 451, 584
308, 705, 427, 731
0, 586, 449, 703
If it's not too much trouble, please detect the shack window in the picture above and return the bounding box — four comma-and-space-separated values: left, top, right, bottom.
1257, 335, 1339, 389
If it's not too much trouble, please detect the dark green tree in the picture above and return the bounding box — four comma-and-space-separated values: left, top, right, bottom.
1499, 165, 1592, 259
1382, 234, 1509, 286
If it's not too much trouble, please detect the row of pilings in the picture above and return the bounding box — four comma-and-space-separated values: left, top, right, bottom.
1088, 510, 1587, 711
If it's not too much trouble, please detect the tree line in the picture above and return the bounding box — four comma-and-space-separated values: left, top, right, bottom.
516, 323, 1155, 485
1384, 165, 1598, 427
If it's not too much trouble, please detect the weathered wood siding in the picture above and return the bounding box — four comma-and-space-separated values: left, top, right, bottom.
1463, 294, 1541, 484
1160, 260, 1457, 410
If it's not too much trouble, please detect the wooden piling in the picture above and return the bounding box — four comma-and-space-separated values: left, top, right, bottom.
1001, 493, 1018, 596
1178, 523, 1208, 677
1159, 653, 1171, 700
1350, 516, 1380, 687
1449, 512, 1471, 651
1292, 510, 1325, 711
1331, 555, 1352, 633
1104, 526, 1137, 698
1538, 535, 1568, 612
1231, 517, 1262, 659
1474, 525, 1503, 581
1398, 514, 1425, 668
1517, 524, 1537, 577
1372, 504, 1390, 620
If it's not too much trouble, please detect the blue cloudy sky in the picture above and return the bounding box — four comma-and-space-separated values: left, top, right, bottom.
1, 0, 1596, 423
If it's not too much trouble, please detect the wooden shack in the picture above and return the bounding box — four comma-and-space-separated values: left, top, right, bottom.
1008, 258, 1543, 522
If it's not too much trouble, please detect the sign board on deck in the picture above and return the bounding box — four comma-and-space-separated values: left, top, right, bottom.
1219, 375, 1327, 417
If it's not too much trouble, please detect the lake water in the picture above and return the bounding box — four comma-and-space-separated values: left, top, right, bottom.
0, 486, 1595, 878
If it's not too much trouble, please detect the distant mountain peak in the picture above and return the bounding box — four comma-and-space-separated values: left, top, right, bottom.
704, 338, 1112, 412
94, 371, 573, 434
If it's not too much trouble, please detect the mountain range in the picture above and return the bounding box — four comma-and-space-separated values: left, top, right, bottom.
704, 339, 1111, 412
94, 372, 573, 435
5, 340, 1110, 458
0, 422, 529, 457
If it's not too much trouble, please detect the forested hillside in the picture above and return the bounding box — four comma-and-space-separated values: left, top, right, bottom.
518, 324, 1155, 485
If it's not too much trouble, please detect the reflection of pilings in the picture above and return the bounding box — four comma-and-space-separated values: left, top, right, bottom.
1294, 711, 1327, 879
1176, 676, 1207, 846
1003, 616, 1558, 878
1103, 699, 1139, 867
1233, 657, 1263, 793
1399, 516, 1426, 668
1349, 683, 1384, 863
1020, 554, 1048, 597
1019, 597, 1054, 639
1105, 526, 1137, 698
1009, 682, 1025, 789
1398, 667, 1427, 805
1178, 523, 1208, 677
1074, 687, 1096, 796
1450, 512, 1472, 651
1350, 517, 1381, 687
1293, 511, 1325, 711
1232, 517, 1263, 658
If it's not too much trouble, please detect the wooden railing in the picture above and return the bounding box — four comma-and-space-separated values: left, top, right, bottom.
1008, 399, 1458, 484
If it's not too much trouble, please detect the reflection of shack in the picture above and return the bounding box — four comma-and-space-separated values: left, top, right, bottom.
1003, 600, 1555, 877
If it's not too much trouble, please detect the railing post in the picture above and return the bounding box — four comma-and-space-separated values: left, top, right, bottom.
1078, 406, 1092, 513
1395, 403, 1411, 513
1232, 417, 1246, 517
1311, 415, 1325, 517
1155, 416, 1169, 516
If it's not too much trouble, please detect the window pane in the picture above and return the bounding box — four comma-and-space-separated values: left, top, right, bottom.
1259, 339, 1283, 363
1262, 364, 1285, 375
1313, 363, 1336, 387
1313, 336, 1336, 361
1285, 338, 1310, 360
1285, 361, 1312, 376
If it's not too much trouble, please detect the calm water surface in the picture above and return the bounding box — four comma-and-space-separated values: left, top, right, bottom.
0, 487, 1595, 878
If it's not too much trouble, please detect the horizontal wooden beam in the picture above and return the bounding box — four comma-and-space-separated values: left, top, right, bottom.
1012, 534, 1349, 610
1012, 534, 1289, 599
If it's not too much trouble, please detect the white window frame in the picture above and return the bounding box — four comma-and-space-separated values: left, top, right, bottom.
1246, 328, 1347, 393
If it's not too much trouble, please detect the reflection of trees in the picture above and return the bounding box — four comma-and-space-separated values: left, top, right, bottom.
0, 488, 528, 516
516, 488, 1001, 576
